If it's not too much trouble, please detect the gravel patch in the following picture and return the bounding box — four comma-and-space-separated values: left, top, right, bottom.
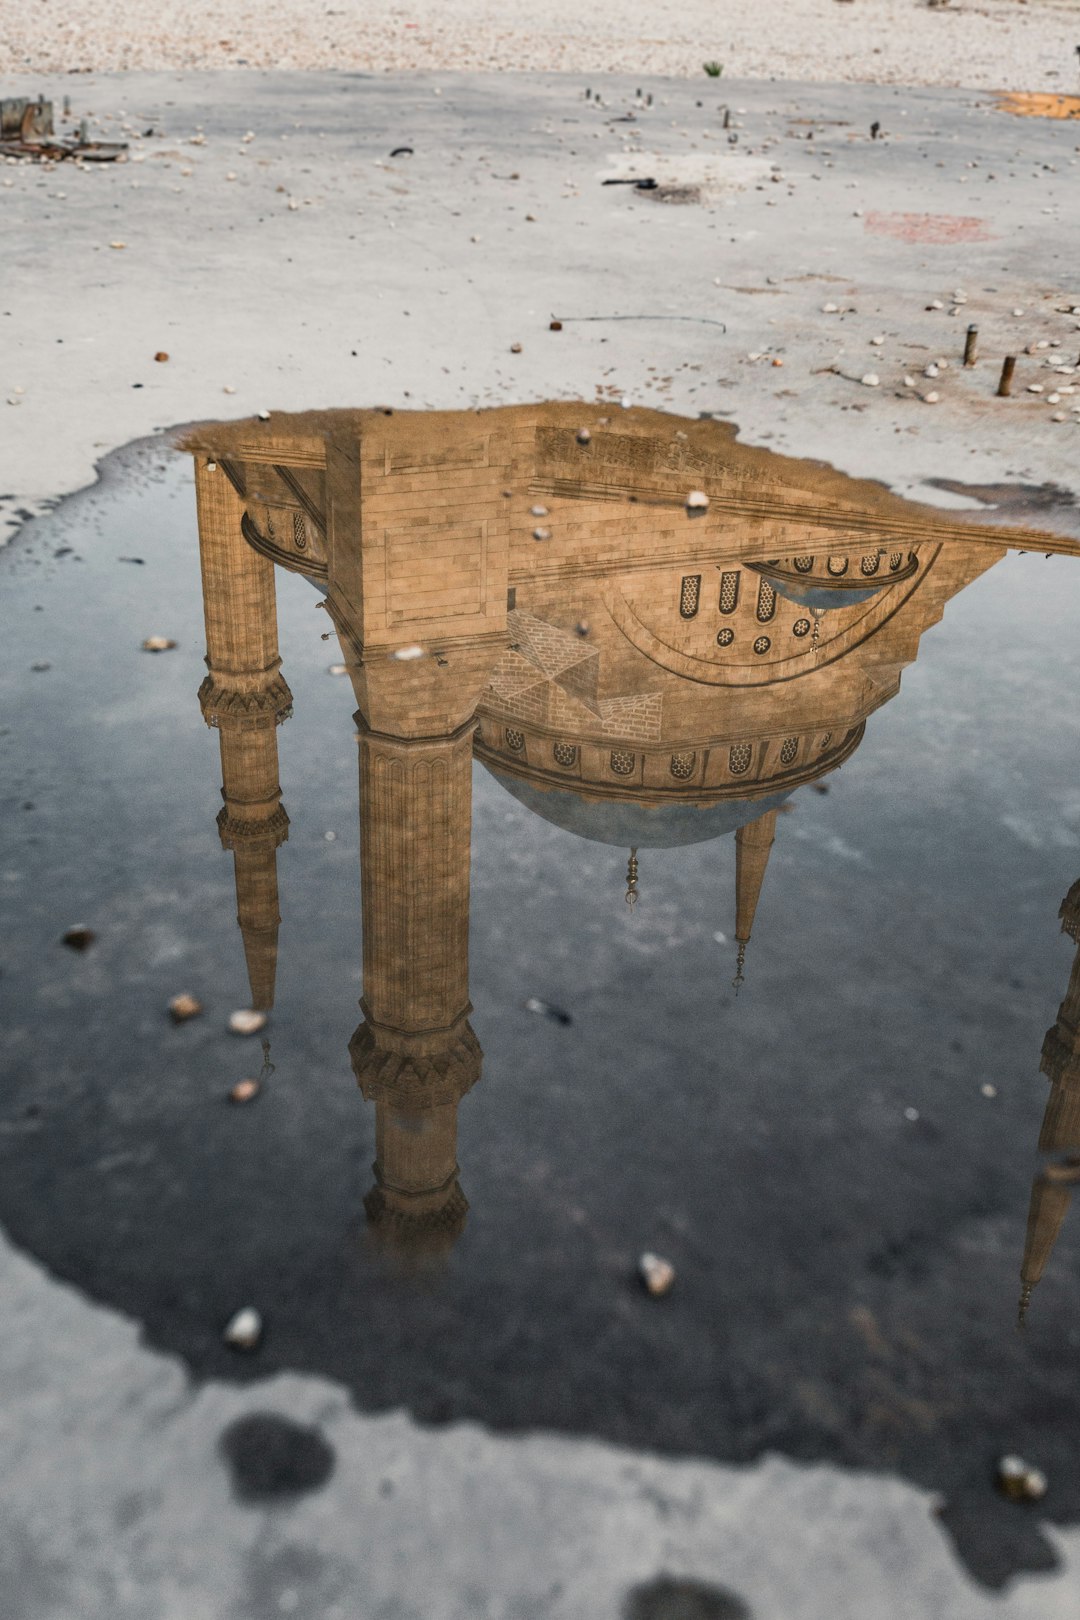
1, 0, 1078, 89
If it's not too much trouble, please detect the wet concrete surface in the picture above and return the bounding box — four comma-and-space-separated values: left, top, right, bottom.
2, 435, 1079, 1591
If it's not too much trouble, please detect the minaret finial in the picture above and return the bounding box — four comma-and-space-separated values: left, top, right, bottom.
625, 847, 639, 908
1017, 1282, 1032, 1331
732, 941, 746, 994
810, 604, 826, 649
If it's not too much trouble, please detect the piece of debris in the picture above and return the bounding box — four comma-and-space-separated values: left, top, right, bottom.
61, 925, 95, 951
109, 241, 127, 251
222, 1307, 263, 1351
30, 661, 51, 672
510, 342, 523, 353
229, 1078, 261, 1104
168, 993, 203, 1023
0, 96, 128, 162
389, 146, 414, 157
549, 319, 563, 331
154, 351, 169, 363
576, 427, 592, 444
639, 1252, 676, 1296
229, 1009, 268, 1036
981, 1082, 998, 1098
997, 1455, 1048, 1502
141, 636, 177, 652
523, 996, 572, 1025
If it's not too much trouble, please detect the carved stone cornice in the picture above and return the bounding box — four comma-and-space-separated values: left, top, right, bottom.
216, 802, 290, 851
1041, 1025, 1080, 1091
198, 671, 293, 729
349, 1020, 482, 1110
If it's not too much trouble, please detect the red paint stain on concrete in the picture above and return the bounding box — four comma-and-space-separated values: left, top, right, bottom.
863, 211, 996, 244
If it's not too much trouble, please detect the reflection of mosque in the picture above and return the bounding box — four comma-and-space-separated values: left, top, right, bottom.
186, 403, 1066, 1255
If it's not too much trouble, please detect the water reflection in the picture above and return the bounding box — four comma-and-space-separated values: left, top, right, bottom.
184, 403, 1078, 1267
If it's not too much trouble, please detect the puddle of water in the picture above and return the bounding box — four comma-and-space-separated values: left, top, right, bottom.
3, 402, 1080, 1587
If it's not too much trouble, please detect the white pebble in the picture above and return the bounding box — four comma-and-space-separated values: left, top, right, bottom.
923, 392, 939, 404
927, 299, 944, 310
861, 373, 880, 387
904, 1106, 920, 1120
639, 1252, 676, 1297
924, 364, 939, 378
1012, 307, 1025, 317
903, 376, 916, 388
223, 1307, 262, 1351
229, 1008, 268, 1035
821, 303, 839, 314
1027, 384, 1044, 394
869, 335, 885, 346
981, 1082, 998, 1098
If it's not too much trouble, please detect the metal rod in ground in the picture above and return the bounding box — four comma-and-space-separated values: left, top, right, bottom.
963, 324, 978, 367
997, 355, 1017, 397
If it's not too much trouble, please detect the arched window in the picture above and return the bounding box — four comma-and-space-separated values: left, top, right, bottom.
719, 571, 740, 614
826, 555, 849, 577
860, 553, 880, 576
679, 575, 701, 619
293, 511, 307, 550
729, 743, 752, 776
553, 742, 578, 768
793, 556, 814, 573
670, 752, 696, 780
780, 737, 798, 766
610, 750, 635, 776
756, 578, 777, 623
505, 728, 526, 752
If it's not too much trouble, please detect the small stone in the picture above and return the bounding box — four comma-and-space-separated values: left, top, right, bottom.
168, 993, 202, 1023
62, 925, 95, 951
575, 619, 590, 637
223, 1307, 262, 1351
903, 376, 917, 388
576, 427, 591, 444
287, 198, 299, 210
620, 396, 632, 409
549, 319, 563, 330
997, 1455, 1047, 1502
390, 644, 425, 661
870, 335, 885, 346
924, 364, 939, 378
223, 385, 236, 394
923, 392, 939, 404
141, 636, 177, 652
1012, 307, 1025, 316
109, 240, 126, 249
1052, 412, 1067, 422
926, 299, 944, 310
530, 505, 549, 517
533, 527, 552, 540
1027, 384, 1044, 394
861, 373, 880, 387
639, 1252, 676, 1297
904, 1106, 920, 1121
510, 342, 522, 353
226, 171, 237, 181
257, 409, 271, 420
686, 490, 710, 510
154, 351, 169, 362
821, 302, 839, 314
229, 1008, 268, 1036
1036, 339, 1049, 350
229, 1078, 261, 1104
1047, 393, 1061, 404
981, 1082, 998, 1098
206, 461, 217, 472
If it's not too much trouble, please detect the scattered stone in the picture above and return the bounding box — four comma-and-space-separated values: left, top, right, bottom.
926, 299, 944, 310
575, 619, 590, 637
924, 363, 939, 378
108, 240, 126, 249
529, 504, 548, 517
869, 335, 885, 346
523, 996, 572, 1025
533, 526, 552, 540
923, 391, 940, 404
229, 1078, 261, 1104
1027, 384, 1044, 393
168, 993, 202, 1023
257, 409, 271, 420
229, 1008, 268, 1036
903, 375, 917, 388
686, 490, 710, 510
153, 351, 168, 362
1051, 412, 1067, 422
981, 1082, 998, 1098
576, 427, 591, 444
1012, 307, 1025, 316
639, 1252, 676, 1296
141, 635, 177, 652
510, 342, 522, 353
861, 373, 880, 387
549, 319, 563, 330
821, 302, 839, 313
223, 1307, 263, 1351
997, 1455, 1048, 1502
61, 925, 95, 951
904, 1105, 920, 1120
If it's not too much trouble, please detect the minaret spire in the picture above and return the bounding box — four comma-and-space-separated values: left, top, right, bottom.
733, 808, 778, 991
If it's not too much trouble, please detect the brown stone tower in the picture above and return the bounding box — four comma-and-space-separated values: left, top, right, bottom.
1019, 878, 1080, 1323
194, 456, 292, 1010
733, 809, 778, 990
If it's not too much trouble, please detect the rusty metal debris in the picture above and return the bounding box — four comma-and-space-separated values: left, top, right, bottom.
0, 98, 128, 163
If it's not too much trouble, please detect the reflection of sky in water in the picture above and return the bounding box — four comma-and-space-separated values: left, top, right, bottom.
2, 433, 1080, 1587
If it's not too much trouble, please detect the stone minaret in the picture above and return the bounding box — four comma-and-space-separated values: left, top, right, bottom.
194, 456, 292, 1010
733, 808, 778, 990
349, 715, 482, 1252
1018, 878, 1080, 1323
